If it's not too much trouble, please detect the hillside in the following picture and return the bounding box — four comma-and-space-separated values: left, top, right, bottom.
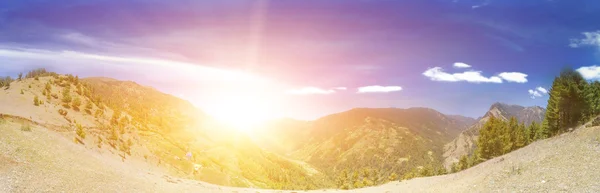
0, 72, 330, 190
259, 107, 474, 188
443, 103, 546, 169
3, 106, 599, 192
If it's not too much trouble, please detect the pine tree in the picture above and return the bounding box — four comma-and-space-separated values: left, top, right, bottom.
503, 117, 518, 153
543, 68, 588, 137
526, 121, 539, 143
515, 122, 526, 149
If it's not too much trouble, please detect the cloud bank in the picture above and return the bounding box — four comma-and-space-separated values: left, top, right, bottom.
453, 62, 471, 68
577, 65, 600, 80
528, 86, 548, 99
498, 72, 528, 83
286, 87, 335, 95
423, 64, 528, 84
357, 85, 402, 93
570, 31, 600, 48
423, 67, 502, 83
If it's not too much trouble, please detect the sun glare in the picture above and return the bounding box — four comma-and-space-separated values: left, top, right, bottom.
205, 95, 277, 133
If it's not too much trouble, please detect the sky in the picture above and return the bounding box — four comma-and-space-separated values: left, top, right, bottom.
2, 0, 600, 121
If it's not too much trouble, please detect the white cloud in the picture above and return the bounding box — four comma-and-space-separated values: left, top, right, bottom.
528, 89, 543, 99
498, 72, 528, 83
286, 87, 335, 95
423, 67, 503, 83
536, 87, 548, 94
357, 85, 402, 93
569, 31, 600, 48
334, 87, 347, 90
453, 62, 471, 68
576, 65, 600, 80
528, 86, 548, 99
0, 48, 262, 82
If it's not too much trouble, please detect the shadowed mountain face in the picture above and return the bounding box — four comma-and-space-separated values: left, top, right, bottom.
443, 103, 546, 168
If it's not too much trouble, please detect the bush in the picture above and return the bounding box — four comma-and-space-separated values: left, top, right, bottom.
76, 124, 86, 139
97, 136, 103, 148
33, 96, 40, 106
593, 117, 600, 127
0, 76, 13, 88
62, 87, 72, 103
20, 90, 24, 95
72, 97, 81, 111
58, 109, 68, 116
62, 103, 71, 109
21, 124, 32, 132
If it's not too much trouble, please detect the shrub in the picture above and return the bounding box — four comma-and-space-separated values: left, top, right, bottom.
45, 82, 52, 91
18, 72, 23, 81
58, 109, 68, 116
33, 96, 40, 106
76, 124, 86, 139
0, 76, 13, 88
62, 87, 72, 103
21, 124, 32, 132
97, 136, 103, 148
593, 117, 600, 127
72, 97, 81, 111
20, 89, 24, 95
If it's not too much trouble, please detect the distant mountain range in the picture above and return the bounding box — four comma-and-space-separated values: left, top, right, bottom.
443, 102, 546, 168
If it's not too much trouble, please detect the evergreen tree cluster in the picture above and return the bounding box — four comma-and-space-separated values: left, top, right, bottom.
25, 68, 58, 79
543, 68, 600, 136
453, 116, 541, 172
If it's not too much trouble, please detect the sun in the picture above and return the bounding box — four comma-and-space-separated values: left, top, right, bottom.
205, 95, 277, 133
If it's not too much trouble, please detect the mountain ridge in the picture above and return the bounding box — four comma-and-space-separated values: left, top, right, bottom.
443, 102, 546, 169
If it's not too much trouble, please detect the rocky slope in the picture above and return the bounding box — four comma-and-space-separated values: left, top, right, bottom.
443, 103, 545, 168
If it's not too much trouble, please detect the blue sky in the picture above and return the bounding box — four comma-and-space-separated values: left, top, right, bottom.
2, 0, 600, 120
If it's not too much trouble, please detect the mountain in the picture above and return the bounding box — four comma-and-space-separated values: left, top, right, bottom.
252, 118, 312, 155
443, 102, 546, 168
270, 107, 474, 185
0, 73, 330, 190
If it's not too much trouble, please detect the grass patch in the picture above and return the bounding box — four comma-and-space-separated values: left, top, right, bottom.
21, 124, 32, 132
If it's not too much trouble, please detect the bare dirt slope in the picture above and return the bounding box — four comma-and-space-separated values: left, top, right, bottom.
365, 123, 600, 193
